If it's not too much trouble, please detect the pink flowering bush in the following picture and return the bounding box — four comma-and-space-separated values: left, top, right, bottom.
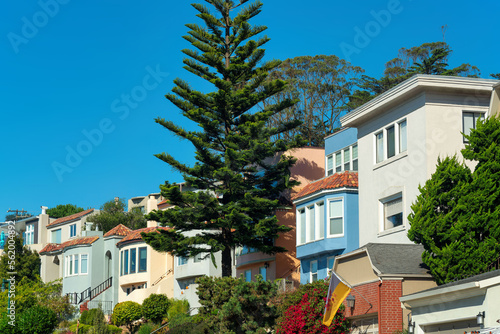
275, 280, 350, 334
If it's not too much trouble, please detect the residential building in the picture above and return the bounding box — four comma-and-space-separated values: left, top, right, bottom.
235, 147, 325, 288
340, 75, 498, 246
293, 128, 359, 284
333, 243, 436, 334
401, 269, 500, 334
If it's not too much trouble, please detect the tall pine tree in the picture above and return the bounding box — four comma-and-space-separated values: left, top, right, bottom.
142, 0, 303, 277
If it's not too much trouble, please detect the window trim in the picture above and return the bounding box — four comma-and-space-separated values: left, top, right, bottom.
296, 201, 326, 246
65, 254, 88, 277
25, 223, 34, 245
310, 260, 318, 283
379, 193, 404, 233
462, 111, 485, 143
69, 223, 77, 238
138, 247, 147, 272
374, 118, 407, 164
327, 197, 344, 238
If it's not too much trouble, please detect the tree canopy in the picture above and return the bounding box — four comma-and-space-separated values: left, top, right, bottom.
408, 116, 500, 285
142, 0, 304, 277
86, 198, 146, 233
0, 235, 40, 283
46, 204, 84, 218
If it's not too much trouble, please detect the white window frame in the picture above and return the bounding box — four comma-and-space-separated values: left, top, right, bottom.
69, 223, 77, 238
297, 208, 306, 246
327, 198, 344, 238
80, 254, 88, 275
374, 118, 407, 164
462, 111, 485, 143
25, 224, 34, 245
65, 254, 88, 277
326, 143, 358, 176
297, 201, 326, 246
52, 229, 62, 243
310, 260, 318, 283
379, 193, 404, 232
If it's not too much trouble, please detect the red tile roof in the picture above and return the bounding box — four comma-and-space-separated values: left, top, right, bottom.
104, 224, 132, 237
292, 171, 358, 200
39, 236, 100, 254
47, 209, 94, 227
117, 226, 169, 246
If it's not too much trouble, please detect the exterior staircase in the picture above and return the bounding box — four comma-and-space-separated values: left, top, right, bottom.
68, 277, 113, 308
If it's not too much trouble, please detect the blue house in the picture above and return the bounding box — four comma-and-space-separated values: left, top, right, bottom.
293, 128, 359, 284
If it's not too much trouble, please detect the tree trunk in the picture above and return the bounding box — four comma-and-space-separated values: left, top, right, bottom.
221, 245, 232, 277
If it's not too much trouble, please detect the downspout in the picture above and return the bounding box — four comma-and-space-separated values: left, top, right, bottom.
378, 279, 382, 334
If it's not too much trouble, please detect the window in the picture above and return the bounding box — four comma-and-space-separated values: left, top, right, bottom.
239, 245, 257, 255
178, 256, 188, 266
124, 250, 129, 275
69, 224, 77, 238
375, 119, 407, 163
310, 260, 318, 283
194, 253, 202, 263
297, 201, 325, 245
326, 143, 359, 175
327, 256, 335, 275
74, 255, 79, 274
130, 248, 136, 273
259, 266, 267, 281
120, 251, 123, 276
69, 256, 73, 275
25, 224, 34, 245
139, 247, 147, 272
52, 229, 61, 243
245, 270, 252, 282
328, 199, 343, 236
382, 194, 403, 230
81, 254, 88, 274
463, 112, 484, 142
298, 208, 306, 244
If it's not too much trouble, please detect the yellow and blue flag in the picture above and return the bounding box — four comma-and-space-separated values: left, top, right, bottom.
322, 271, 351, 326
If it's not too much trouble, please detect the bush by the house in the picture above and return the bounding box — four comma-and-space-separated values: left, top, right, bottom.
112, 301, 142, 333
142, 293, 171, 324
17, 304, 58, 334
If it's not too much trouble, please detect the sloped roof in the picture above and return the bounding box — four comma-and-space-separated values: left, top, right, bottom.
116, 226, 169, 246
292, 171, 358, 201
46, 209, 94, 228
364, 243, 430, 276
103, 224, 132, 237
39, 236, 100, 254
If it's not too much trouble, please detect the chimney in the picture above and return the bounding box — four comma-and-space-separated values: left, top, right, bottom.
41, 206, 48, 215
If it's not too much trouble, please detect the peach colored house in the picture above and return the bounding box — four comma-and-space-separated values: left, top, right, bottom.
235, 147, 325, 288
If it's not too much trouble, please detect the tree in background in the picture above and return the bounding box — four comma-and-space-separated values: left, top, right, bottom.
142, 0, 303, 277
263, 55, 363, 146
408, 117, 500, 285
348, 42, 481, 110
0, 235, 40, 283
491, 73, 500, 79
86, 198, 146, 233
46, 204, 84, 218
112, 301, 142, 333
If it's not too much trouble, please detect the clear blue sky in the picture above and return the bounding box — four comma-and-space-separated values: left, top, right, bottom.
1, 0, 498, 219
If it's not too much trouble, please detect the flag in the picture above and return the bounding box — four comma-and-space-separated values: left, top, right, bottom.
322, 271, 351, 326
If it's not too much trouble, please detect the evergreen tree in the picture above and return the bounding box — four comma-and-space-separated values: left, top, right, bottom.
87, 198, 146, 233
408, 117, 500, 285
46, 204, 84, 218
142, 0, 303, 277
0, 235, 41, 283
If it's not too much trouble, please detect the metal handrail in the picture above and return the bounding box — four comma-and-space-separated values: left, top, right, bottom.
152, 269, 173, 287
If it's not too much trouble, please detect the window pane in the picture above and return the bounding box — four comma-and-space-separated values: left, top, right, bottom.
335, 152, 342, 172
308, 206, 315, 241
75, 256, 79, 274
384, 196, 403, 230
352, 144, 358, 159
343, 148, 351, 171
352, 159, 358, 171
328, 257, 335, 271
387, 126, 395, 158
330, 218, 343, 235
69, 256, 73, 275
327, 155, 333, 175
245, 270, 252, 282
259, 266, 267, 281
120, 251, 123, 276
399, 121, 407, 152
329, 200, 342, 217
124, 250, 129, 275
311, 261, 318, 282
299, 209, 306, 244
463, 112, 474, 138
130, 248, 136, 273
139, 247, 147, 272
376, 132, 384, 163
194, 253, 202, 262
318, 202, 324, 239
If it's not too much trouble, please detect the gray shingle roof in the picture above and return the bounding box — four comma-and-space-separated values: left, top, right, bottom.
364, 243, 431, 276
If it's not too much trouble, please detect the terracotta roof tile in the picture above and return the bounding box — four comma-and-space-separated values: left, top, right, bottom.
39, 236, 100, 254
292, 171, 358, 201
103, 224, 132, 237
117, 226, 169, 246
47, 209, 94, 227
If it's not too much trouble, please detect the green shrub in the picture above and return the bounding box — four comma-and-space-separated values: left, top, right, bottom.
142, 294, 171, 324
0, 313, 17, 334
107, 324, 123, 333
80, 308, 102, 325
69, 323, 93, 334
138, 322, 157, 334
112, 301, 142, 333
17, 304, 58, 334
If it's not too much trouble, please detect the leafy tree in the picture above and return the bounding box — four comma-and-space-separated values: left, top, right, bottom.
112, 301, 142, 333
0, 235, 40, 283
46, 204, 84, 218
275, 280, 350, 334
491, 73, 500, 80
87, 198, 146, 233
408, 117, 500, 284
142, 0, 303, 277
17, 304, 58, 334
142, 293, 171, 324
196, 275, 278, 333
263, 55, 363, 146
348, 42, 481, 110
4, 213, 32, 222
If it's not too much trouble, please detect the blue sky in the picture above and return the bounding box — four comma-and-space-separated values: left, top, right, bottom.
1, 0, 498, 219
